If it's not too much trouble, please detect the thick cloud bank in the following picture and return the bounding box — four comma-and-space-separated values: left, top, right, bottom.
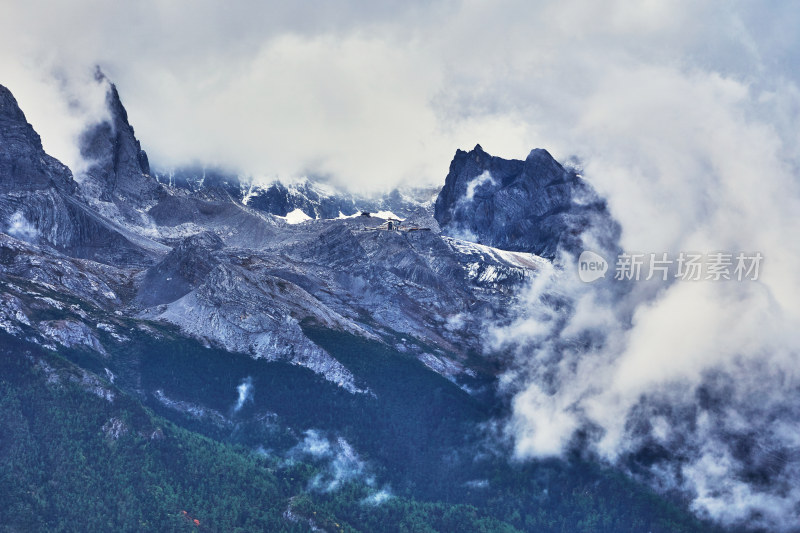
488, 61, 800, 531
7, 1, 794, 194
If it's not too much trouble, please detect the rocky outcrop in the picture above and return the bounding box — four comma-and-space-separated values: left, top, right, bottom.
144, 261, 370, 393
128, 211, 540, 390
0, 189, 165, 265
137, 231, 224, 306
434, 144, 615, 258
39, 319, 107, 355
0, 85, 76, 194
78, 71, 163, 215
0, 84, 165, 266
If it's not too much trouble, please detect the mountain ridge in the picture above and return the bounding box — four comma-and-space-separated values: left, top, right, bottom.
0, 79, 713, 533
434, 143, 615, 258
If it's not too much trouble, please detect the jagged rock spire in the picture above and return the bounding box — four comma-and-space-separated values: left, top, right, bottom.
434, 144, 615, 258
0, 84, 75, 193
79, 70, 157, 205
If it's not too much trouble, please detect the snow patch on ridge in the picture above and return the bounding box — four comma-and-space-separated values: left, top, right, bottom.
442, 237, 550, 270
335, 210, 403, 221
280, 208, 313, 224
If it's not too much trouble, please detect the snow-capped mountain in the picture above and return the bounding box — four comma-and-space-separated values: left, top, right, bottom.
155, 165, 438, 221
1, 78, 600, 393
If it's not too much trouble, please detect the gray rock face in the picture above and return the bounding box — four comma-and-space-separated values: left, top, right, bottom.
434, 144, 615, 258
39, 319, 107, 355
138, 214, 541, 376
0, 232, 135, 309
78, 72, 164, 216
146, 192, 280, 249
0, 85, 75, 194
137, 231, 223, 306
145, 262, 368, 393
0, 189, 164, 265
0, 84, 165, 266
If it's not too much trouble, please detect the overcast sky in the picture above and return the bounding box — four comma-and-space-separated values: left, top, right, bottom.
2, 0, 797, 194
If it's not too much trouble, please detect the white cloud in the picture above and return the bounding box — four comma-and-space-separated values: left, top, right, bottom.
462, 171, 495, 204
290, 430, 377, 492
362, 488, 393, 506
5, 211, 38, 242
488, 62, 800, 526
16, 0, 793, 192
233, 376, 254, 412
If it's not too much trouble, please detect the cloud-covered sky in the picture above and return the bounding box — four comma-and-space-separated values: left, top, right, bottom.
3, 1, 800, 528
3, 0, 795, 193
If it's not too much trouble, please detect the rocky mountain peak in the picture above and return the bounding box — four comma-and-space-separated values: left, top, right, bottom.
0, 84, 75, 194
0, 84, 28, 124
434, 145, 612, 258
79, 71, 157, 205
137, 231, 223, 307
